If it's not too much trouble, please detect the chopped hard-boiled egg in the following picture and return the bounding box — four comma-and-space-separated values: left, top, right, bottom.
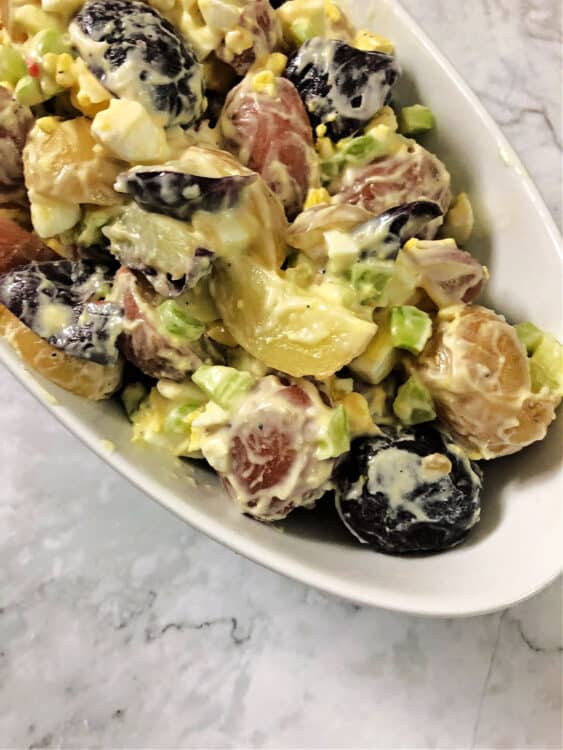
354, 29, 395, 55
264, 52, 288, 76
92, 99, 169, 164
29, 191, 81, 237
71, 57, 112, 117
251, 69, 277, 96
224, 26, 253, 55
304, 187, 331, 210
176, 1, 223, 60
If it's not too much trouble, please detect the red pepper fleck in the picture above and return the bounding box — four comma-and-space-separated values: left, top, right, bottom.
26, 59, 41, 78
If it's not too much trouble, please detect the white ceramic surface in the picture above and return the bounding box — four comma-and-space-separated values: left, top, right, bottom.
1, 0, 561, 618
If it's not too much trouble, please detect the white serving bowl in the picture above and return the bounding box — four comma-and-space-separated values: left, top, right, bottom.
1, 0, 561, 617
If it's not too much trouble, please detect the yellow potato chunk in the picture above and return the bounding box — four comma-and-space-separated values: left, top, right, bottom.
417, 305, 558, 459
23, 117, 124, 206
212, 259, 376, 379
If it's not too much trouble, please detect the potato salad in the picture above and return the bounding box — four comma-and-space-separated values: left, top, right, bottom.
0, 0, 561, 554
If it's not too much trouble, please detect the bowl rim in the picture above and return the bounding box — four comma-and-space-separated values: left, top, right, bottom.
1, 0, 561, 618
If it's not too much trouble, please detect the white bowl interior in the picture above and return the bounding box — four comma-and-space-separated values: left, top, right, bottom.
1, 0, 561, 616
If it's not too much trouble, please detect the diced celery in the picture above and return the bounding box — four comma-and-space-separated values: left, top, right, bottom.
0, 46, 27, 85
192, 365, 255, 410
393, 376, 436, 426
121, 382, 148, 420
399, 105, 436, 136
33, 28, 70, 56
14, 74, 44, 106
164, 403, 202, 435
515, 321, 544, 356
158, 300, 204, 341
317, 405, 351, 460
350, 260, 394, 305
390, 306, 432, 355
529, 333, 563, 397
321, 129, 399, 183
290, 18, 317, 44
77, 207, 121, 247
340, 133, 392, 164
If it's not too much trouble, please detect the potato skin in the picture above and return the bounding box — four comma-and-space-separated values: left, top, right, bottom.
417, 305, 558, 459
0, 89, 34, 207
0, 306, 122, 400
334, 426, 482, 554
0, 218, 57, 275
220, 77, 319, 220
335, 143, 452, 221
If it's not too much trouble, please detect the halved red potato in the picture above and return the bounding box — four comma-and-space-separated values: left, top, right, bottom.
113, 268, 204, 382
220, 76, 319, 219
335, 141, 451, 221
397, 238, 486, 308
199, 375, 334, 520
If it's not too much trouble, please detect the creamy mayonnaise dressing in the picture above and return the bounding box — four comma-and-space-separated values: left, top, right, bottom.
69, 5, 206, 128
417, 305, 557, 459
289, 37, 398, 123
195, 376, 336, 520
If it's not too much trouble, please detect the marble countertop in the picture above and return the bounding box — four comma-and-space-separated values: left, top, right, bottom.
1, 1, 561, 748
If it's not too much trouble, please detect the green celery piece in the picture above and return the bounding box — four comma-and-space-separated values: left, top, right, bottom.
317, 405, 351, 460
14, 74, 44, 106
529, 333, 563, 397
290, 19, 316, 44
320, 158, 341, 183
34, 29, 70, 56
350, 260, 394, 305
77, 208, 120, 247
393, 377, 436, 426
515, 322, 544, 355
0, 46, 27, 85
399, 105, 436, 136
121, 382, 148, 420
158, 300, 204, 341
164, 403, 201, 435
321, 132, 396, 184
340, 133, 391, 164
192, 366, 255, 410
390, 306, 432, 355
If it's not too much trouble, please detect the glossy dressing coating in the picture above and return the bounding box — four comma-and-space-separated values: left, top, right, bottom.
417, 306, 558, 458
196, 376, 336, 520
69, 0, 206, 127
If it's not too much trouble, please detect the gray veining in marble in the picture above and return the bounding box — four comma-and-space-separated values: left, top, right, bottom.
0, 1, 562, 749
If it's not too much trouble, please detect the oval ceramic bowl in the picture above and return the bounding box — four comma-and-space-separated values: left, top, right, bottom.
1, 0, 561, 617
